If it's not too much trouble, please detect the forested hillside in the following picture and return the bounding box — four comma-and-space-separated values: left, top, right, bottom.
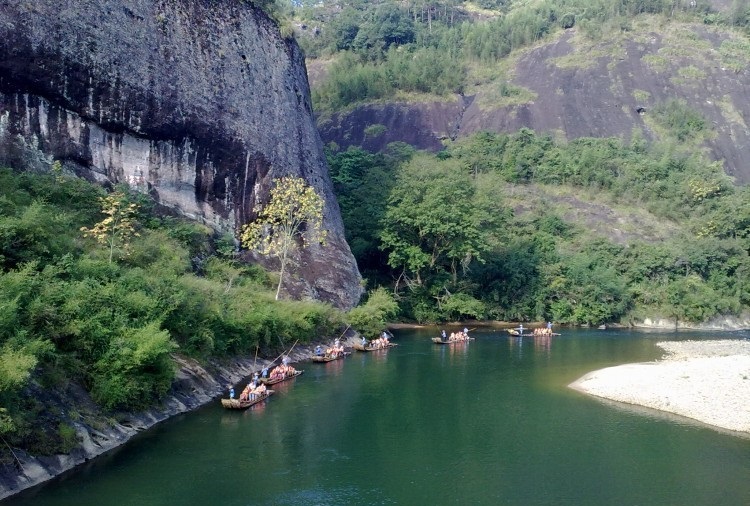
0, 166, 346, 457
275, 0, 750, 326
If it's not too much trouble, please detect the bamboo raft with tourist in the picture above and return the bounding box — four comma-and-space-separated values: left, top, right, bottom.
222, 341, 300, 409
221, 389, 274, 410
433, 328, 473, 344
353, 342, 398, 351
354, 333, 396, 351
507, 324, 559, 337
432, 336, 474, 344
311, 338, 348, 362
311, 352, 349, 362
259, 367, 303, 385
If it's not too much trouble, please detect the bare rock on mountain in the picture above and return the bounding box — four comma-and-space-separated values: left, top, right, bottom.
318, 22, 750, 183
0, 0, 362, 308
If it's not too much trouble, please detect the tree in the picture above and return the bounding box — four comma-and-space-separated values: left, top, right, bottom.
80, 191, 140, 263
241, 177, 326, 300
379, 154, 503, 287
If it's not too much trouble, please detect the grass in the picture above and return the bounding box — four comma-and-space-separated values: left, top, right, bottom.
632, 89, 651, 103
719, 38, 750, 73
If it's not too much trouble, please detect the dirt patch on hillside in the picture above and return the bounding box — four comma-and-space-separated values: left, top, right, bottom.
509, 184, 680, 244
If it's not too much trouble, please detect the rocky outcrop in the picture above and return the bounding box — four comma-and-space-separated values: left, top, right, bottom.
0, 0, 362, 308
318, 23, 750, 183
633, 313, 750, 331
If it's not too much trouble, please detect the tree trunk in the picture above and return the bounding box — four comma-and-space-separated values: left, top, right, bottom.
276, 249, 288, 301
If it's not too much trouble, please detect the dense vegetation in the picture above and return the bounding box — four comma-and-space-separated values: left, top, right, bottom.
329, 128, 750, 326
278, 0, 750, 113
0, 166, 352, 457
288, 0, 750, 326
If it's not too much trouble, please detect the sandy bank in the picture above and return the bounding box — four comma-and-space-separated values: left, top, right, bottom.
569, 340, 750, 434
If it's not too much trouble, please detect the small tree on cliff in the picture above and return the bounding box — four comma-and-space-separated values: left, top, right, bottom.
80, 191, 140, 263
241, 176, 326, 300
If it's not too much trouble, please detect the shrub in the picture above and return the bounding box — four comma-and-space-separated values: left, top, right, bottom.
347, 287, 398, 337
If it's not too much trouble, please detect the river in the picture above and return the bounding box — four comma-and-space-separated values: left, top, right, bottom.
6, 328, 750, 505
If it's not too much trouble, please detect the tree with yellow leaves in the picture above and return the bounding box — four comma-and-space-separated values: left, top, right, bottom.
80, 191, 140, 263
241, 177, 326, 300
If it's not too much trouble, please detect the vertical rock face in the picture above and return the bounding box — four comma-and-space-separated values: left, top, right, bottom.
0, 0, 362, 308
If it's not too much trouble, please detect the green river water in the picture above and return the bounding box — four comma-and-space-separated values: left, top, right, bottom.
6, 328, 750, 506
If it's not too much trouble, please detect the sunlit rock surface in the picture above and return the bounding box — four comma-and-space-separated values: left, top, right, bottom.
0, 0, 362, 308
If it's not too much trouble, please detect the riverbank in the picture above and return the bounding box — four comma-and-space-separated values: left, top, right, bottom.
570, 340, 750, 434
0, 337, 355, 501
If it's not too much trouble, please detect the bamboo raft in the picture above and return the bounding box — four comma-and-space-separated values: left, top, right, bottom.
507, 329, 560, 337
431, 337, 475, 345
353, 342, 398, 352
220, 390, 274, 410
311, 352, 350, 363
259, 369, 304, 386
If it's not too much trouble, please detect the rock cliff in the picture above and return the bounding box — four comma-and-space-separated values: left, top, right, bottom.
0, 0, 362, 308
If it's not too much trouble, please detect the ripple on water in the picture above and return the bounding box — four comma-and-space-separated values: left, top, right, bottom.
266, 485, 396, 506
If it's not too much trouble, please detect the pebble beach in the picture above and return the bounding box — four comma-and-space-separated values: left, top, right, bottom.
569, 340, 750, 434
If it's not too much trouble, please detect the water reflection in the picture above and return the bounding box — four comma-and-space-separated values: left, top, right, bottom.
508, 335, 523, 359
319, 356, 345, 377
270, 376, 300, 395
433, 339, 470, 366
533, 334, 551, 358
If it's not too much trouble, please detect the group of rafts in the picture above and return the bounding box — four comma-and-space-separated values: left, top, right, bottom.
221, 334, 396, 409
221, 359, 303, 409
222, 326, 560, 409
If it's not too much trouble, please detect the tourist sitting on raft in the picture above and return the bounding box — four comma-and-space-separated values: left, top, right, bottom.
248, 381, 266, 400
445, 330, 470, 342
325, 339, 345, 358
269, 361, 298, 381
239, 380, 267, 401
532, 326, 554, 337
369, 334, 391, 349
239, 380, 266, 401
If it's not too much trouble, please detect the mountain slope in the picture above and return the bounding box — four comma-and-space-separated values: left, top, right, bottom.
316, 16, 750, 183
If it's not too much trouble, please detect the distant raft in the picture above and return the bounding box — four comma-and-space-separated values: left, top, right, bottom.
311, 352, 350, 363
221, 390, 274, 410
431, 337, 474, 345
353, 342, 398, 352
259, 370, 304, 386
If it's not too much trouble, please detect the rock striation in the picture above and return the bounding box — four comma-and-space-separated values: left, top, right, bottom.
0, 0, 362, 308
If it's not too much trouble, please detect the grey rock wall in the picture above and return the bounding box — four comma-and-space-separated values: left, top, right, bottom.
0, 0, 362, 308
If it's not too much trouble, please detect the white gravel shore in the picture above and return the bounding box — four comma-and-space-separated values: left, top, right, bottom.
569, 340, 750, 434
